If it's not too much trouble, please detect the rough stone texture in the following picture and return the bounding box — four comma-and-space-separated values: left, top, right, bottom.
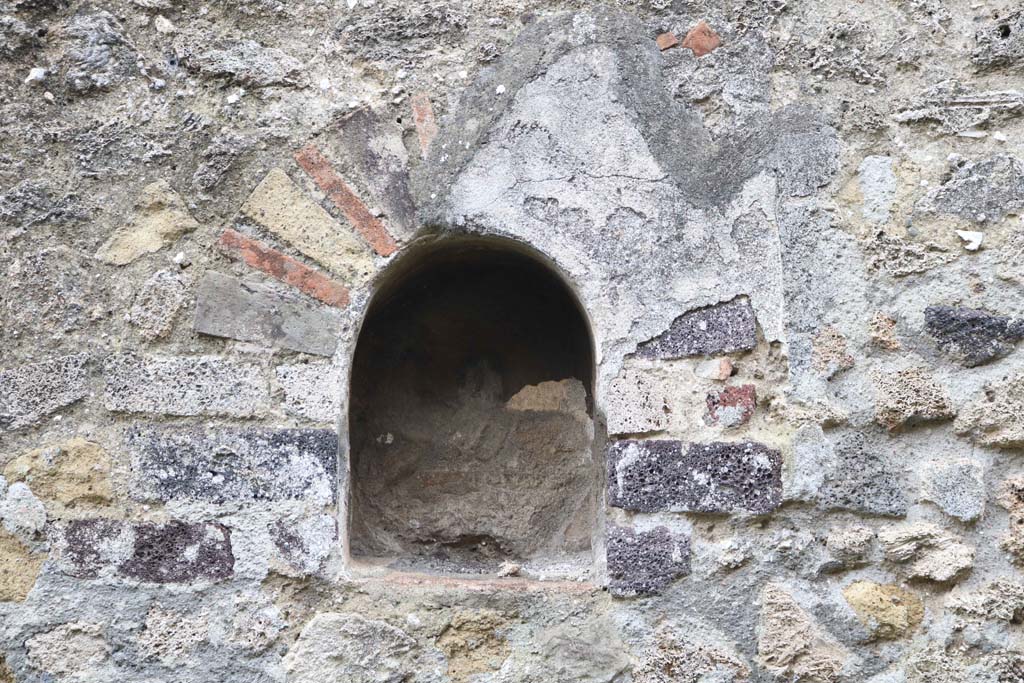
606, 525, 690, 597
103, 353, 268, 418
758, 583, 849, 682
894, 81, 1024, 135
812, 326, 855, 379
275, 361, 343, 424
194, 271, 342, 356
636, 298, 757, 360
879, 522, 975, 584
136, 605, 209, 665
633, 623, 750, 683
869, 313, 901, 350
282, 613, 417, 683
53, 518, 234, 583
704, 384, 756, 427
842, 581, 924, 640
605, 367, 669, 436
3, 438, 113, 516
973, 10, 1024, 69
608, 440, 782, 514
0, 354, 90, 432
127, 269, 190, 341
817, 432, 908, 517
125, 425, 337, 505
0, 528, 45, 601
26, 622, 108, 677
925, 305, 1023, 367
436, 610, 512, 682
270, 514, 336, 577
997, 476, 1024, 564
95, 181, 200, 265
177, 39, 302, 87
955, 373, 1024, 448
0, 482, 45, 539
825, 525, 874, 568
918, 154, 1024, 223
872, 367, 955, 431
922, 459, 985, 522
239, 168, 375, 283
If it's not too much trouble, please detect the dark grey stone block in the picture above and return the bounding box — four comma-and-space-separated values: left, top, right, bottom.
194, 271, 342, 356
606, 525, 690, 597
126, 425, 338, 505
607, 440, 782, 514
925, 305, 1023, 367
635, 298, 757, 360
818, 432, 907, 517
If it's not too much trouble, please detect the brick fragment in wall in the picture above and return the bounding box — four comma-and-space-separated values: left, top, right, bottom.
52, 518, 234, 583
955, 373, 1024, 448
217, 229, 351, 308
194, 271, 342, 356
606, 525, 690, 597
0, 354, 90, 432
924, 305, 1024, 367
102, 353, 268, 418
972, 10, 1024, 69
655, 32, 678, 51
871, 367, 954, 431
125, 425, 337, 505
411, 93, 440, 157
681, 20, 721, 57
635, 297, 757, 360
704, 384, 756, 427
607, 440, 782, 514
818, 432, 908, 517
294, 145, 398, 257
239, 168, 375, 281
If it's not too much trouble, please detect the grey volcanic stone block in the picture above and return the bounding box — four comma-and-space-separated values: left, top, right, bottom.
606, 525, 690, 597
54, 519, 234, 583
0, 354, 90, 432
607, 440, 782, 514
126, 425, 338, 505
636, 298, 757, 359
194, 271, 342, 357
925, 305, 1023, 367
819, 433, 907, 517
103, 353, 268, 417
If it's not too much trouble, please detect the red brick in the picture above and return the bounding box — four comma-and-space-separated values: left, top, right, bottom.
294, 144, 398, 257
216, 228, 350, 308
656, 32, 679, 51
410, 92, 439, 157
705, 384, 756, 427
681, 21, 721, 57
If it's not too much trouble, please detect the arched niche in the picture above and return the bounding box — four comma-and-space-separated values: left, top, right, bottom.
347, 236, 599, 577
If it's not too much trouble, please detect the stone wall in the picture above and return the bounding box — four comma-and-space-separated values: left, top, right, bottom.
2, 0, 1024, 681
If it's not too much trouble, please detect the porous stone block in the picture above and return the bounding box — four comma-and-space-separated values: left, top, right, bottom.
194, 271, 342, 356
633, 624, 750, 682
0, 354, 90, 432
636, 298, 757, 360
879, 522, 974, 584
997, 476, 1024, 564
869, 312, 900, 350
95, 181, 199, 265
4, 438, 113, 515
282, 613, 415, 683
136, 606, 209, 665
103, 353, 268, 418
127, 269, 189, 340
276, 362, 342, 423
606, 525, 690, 597
26, 622, 108, 677
842, 581, 923, 640
925, 154, 1024, 223
54, 518, 234, 583
704, 384, 756, 427
605, 368, 668, 436
185, 39, 302, 87
925, 305, 1023, 367
0, 482, 46, 538
972, 10, 1024, 68
955, 373, 1024, 448
825, 525, 874, 567
872, 367, 954, 431
758, 583, 849, 682
922, 459, 985, 522
607, 440, 782, 514
812, 326, 855, 378
125, 425, 337, 505
239, 168, 374, 282
818, 433, 907, 517
0, 527, 45, 601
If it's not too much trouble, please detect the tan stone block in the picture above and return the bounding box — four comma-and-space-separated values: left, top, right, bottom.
96, 180, 200, 265
4, 438, 113, 516
0, 528, 45, 602
240, 168, 374, 282
842, 581, 923, 640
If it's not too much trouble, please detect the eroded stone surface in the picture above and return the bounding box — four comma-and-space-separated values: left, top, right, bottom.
0, 527, 45, 601
879, 522, 974, 583
4, 438, 113, 515
842, 581, 924, 640
704, 384, 756, 427
282, 613, 417, 683
95, 181, 200, 265
758, 583, 849, 682
127, 269, 190, 341
606, 525, 690, 597
955, 373, 1024, 448
872, 367, 954, 431
925, 305, 1023, 367
125, 425, 337, 505
608, 440, 782, 514
0, 354, 90, 432
922, 459, 985, 522
636, 298, 757, 360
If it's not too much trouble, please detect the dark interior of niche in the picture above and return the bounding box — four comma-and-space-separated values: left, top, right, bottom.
348, 239, 596, 576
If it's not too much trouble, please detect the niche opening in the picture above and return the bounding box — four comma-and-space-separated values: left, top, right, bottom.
348, 238, 597, 578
